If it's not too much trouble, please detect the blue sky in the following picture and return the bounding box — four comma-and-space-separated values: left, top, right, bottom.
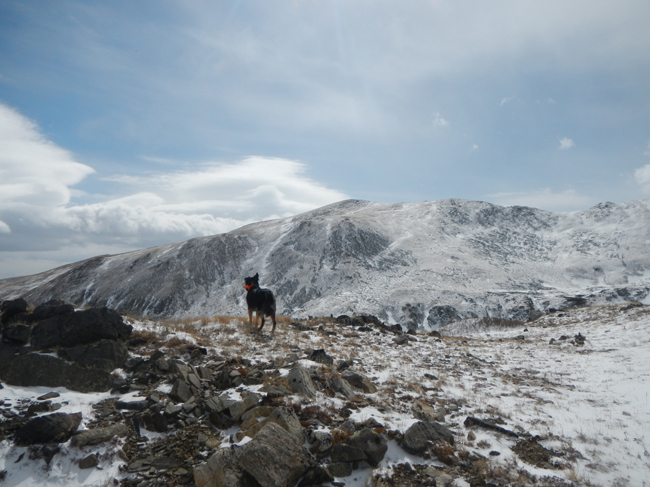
1, 0, 650, 278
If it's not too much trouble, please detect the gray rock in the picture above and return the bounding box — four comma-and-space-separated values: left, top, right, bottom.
402, 421, 455, 454
169, 378, 193, 403
229, 393, 260, 421
342, 370, 377, 393
267, 407, 304, 443
14, 412, 82, 446
78, 454, 98, 469
299, 466, 335, 486
346, 428, 388, 467
329, 376, 357, 400
308, 349, 334, 365
194, 447, 244, 487
327, 462, 353, 477
288, 365, 317, 398
308, 430, 333, 453
238, 422, 312, 487
330, 443, 367, 463
71, 424, 129, 447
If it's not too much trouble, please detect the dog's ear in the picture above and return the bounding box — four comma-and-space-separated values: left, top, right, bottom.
254, 273, 259, 280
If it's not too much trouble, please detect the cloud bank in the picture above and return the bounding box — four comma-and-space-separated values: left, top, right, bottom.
0, 104, 347, 277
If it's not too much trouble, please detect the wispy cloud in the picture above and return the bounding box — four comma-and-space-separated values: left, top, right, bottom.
558, 137, 576, 150
634, 164, 650, 193
432, 112, 449, 128
644, 141, 650, 156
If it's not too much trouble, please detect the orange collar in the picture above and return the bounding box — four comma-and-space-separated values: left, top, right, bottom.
245, 284, 254, 291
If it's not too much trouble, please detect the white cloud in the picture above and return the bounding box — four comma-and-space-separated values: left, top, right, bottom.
487, 188, 594, 212
500, 96, 516, 107
0, 105, 348, 277
634, 164, 650, 193
0, 103, 95, 207
558, 137, 575, 150
432, 112, 449, 128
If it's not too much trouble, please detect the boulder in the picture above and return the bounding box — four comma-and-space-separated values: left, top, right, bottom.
346, 428, 388, 467
31, 302, 75, 322
308, 349, 334, 365
402, 421, 455, 454
288, 365, 317, 398
329, 376, 357, 400
0, 298, 28, 325
229, 393, 260, 421
30, 307, 132, 349
238, 422, 312, 487
342, 370, 377, 393
0, 353, 113, 392
307, 430, 333, 453
78, 454, 99, 469
330, 443, 367, 463
14, 412, 82, 445
267, 407, 303, 443
2, 324, 31, 344
194, 447, 245, 487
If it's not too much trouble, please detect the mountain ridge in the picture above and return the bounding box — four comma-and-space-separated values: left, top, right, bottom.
1, 198, 649, 330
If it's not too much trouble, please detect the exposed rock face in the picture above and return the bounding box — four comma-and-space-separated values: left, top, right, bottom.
14, 412, 82, 445
0, 353, 114, 392
30, 307, 132, 349
1, 199, 649, 329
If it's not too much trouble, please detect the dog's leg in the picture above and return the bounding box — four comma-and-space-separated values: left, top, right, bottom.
259, 314, 265, 333
271, 313, 276, 334
248, 308, 253, 327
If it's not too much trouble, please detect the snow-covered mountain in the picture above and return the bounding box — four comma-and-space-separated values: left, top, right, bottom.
1, 198, 649, 330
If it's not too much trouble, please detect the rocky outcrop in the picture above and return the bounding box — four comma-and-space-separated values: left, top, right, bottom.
0, 353, 115, 392
14, 412, 82, 446
0, 301, 132, 392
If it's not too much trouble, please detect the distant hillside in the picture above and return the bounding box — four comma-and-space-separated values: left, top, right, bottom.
1, 199, 649, 330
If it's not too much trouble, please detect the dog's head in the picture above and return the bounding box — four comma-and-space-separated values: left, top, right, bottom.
244, 273, 260, 291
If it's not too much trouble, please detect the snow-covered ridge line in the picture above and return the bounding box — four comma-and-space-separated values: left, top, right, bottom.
0, 198, 649, 330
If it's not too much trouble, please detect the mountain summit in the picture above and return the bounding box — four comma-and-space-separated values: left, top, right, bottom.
1, 199, 649, 330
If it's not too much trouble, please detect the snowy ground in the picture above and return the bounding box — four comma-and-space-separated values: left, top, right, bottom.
1, 302, 649, 486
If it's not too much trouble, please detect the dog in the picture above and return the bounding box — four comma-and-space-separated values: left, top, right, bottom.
244, 273, 277, 334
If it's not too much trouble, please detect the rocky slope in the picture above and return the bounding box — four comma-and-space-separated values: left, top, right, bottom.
1, 199, 649, 330
2, 300, 648, 486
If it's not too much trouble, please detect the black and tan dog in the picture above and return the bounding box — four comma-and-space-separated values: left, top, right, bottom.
244, 273, 276, 333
